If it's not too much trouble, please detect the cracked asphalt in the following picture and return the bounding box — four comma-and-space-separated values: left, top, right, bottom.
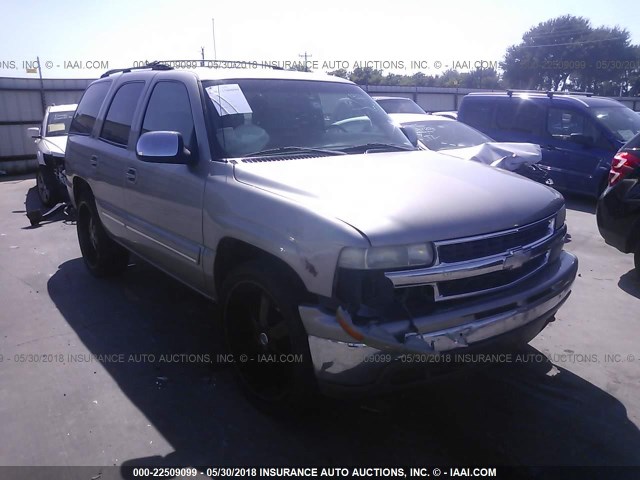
0, 174, 639, 478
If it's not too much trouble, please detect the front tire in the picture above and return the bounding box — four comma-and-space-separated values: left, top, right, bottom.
76, 192, 129, 277
36, 165, 60, 207
221, 260, 318, 413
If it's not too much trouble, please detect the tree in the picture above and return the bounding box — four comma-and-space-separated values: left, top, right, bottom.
349, 67, 384, 85
502, 15, 637, 93
327, 69, 348, 79
287, 63, 309, 72
460, 67, 501, 89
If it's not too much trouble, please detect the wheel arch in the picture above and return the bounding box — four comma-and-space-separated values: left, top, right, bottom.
72, 176, 92, 205
213, 237, 312, 302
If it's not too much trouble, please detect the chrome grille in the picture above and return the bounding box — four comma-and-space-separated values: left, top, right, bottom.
437, 219, 553, 264
385, 214, 562, 302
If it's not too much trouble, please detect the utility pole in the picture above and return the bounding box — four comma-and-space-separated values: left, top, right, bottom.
299, 51, 312, 71
212, 18, 217, 60
36, 56, 46, 114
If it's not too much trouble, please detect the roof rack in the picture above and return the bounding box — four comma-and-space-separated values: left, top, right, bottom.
144, 59, 284, 71
100, 59, 285, 78
505, 89, 594, 98
100, 61, 173, 78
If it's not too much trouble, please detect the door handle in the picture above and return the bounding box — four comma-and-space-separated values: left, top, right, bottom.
126, 168, 137, 183
90, 155, 98, 167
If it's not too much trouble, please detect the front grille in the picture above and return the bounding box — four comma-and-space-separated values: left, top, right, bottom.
437, 218, 552, 264
437, 254, 547, 298
384, 214, 563, 304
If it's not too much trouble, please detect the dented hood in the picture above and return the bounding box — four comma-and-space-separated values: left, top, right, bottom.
438, 142, 542, 171
233, 150, 563, 246
39, 136, 67, 156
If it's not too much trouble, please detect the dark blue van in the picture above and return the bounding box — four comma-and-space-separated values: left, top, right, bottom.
458, 92, 640, 197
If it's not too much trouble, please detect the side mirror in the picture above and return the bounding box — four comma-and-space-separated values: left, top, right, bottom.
569, 133, 593, 147
400, 126, 419, 147
136, 131, 194, 164
27, 127, 41, 139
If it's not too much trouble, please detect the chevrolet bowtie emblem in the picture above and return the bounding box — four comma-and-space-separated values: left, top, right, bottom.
503, 249, 531, 270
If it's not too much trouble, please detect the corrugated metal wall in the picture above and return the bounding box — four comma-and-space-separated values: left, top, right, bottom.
0, 77, 638, 175
0, 76, 94, 173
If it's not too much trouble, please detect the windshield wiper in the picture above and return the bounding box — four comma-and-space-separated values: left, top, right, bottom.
339, 143, 415, 153
246, 146, 346, 157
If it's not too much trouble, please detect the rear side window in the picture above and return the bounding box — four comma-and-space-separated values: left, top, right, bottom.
546, 107, 610, 149
141, 82, 196, 153
69, 81, 111, 135
100, 82, 145, 146
496, 101, 544, 134
460, 100, 494, 129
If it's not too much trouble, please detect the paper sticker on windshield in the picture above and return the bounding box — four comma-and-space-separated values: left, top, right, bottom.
47, 123, 66, 133
205, 84, 252, 116
53, 112, 74, 120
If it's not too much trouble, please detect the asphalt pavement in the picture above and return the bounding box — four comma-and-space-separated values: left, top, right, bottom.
0, 175, 639, 476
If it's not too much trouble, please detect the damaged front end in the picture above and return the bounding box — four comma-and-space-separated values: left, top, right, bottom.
298, 211, 578, 392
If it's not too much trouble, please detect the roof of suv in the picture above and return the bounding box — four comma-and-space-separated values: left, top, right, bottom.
371, 96, 412, 100
102, 66, 352, 84
465, 91, 622, 108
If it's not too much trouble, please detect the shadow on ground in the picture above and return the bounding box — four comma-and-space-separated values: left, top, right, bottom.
47, 259, 640, 474
20, 185, 74, 229
619, 269, 640, 299
564, 194, 597, 215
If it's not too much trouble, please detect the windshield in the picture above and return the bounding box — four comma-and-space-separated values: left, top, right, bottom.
45, 110, 74, 137
591, 106, 640, 143
376, 98, 426, 114
203, 80, 413, 157
404, 119, 493, 151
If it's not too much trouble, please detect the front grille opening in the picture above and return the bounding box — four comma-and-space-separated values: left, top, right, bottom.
438, 255, 546, 298
394, 285, 435, 308
437, 221, 551, 264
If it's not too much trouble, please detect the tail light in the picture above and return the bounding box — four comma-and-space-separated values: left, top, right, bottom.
609, 151, 640, 187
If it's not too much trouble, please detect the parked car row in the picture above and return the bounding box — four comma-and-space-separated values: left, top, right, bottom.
458, 91, 640, 198
373, 93, 640, 275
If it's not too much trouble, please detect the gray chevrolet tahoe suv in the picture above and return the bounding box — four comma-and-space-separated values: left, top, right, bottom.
65, 62, 578, 409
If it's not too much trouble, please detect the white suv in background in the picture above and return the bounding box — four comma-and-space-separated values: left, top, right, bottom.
28, 104, 77, 206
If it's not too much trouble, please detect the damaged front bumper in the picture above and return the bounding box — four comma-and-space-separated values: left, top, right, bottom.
299, 251, 577, 393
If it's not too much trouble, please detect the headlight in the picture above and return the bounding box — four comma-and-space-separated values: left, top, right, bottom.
338, 243, 435, 270
555, 205, 566, 230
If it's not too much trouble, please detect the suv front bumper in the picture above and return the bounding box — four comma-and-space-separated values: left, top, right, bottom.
299, 251, 577, 393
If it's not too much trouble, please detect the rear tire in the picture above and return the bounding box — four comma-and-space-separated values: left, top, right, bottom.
221, 260, 318, 414
36, 165, 61, 207
76, 192, 129, 277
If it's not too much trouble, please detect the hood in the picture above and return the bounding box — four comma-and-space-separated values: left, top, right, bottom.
438, 142, 542, 171
233, 150, 563, 246
40, 136, 67, 156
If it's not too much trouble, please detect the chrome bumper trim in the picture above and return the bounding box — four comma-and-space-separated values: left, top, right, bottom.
301, 251, 577, 388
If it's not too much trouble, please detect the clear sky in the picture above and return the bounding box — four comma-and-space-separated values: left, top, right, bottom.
1, 0, 639, 79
